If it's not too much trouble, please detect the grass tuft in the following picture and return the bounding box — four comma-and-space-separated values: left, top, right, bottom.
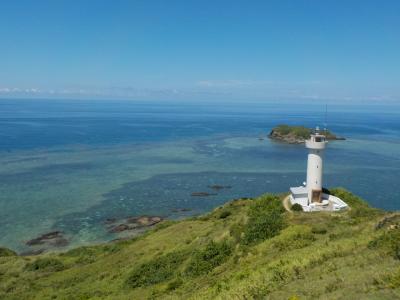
0, 247, 17, 257
24, 257, 64, 272
185, 240, 233, 277
125, 250, 188, 288
241, 194, 285, 245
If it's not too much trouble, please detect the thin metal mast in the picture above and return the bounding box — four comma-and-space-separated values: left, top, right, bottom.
324, 104, 328, 133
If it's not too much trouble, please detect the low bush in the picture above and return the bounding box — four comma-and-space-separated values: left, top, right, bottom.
368, 229, 400, 260
241, 194, 285, 245
25, 257, 64, 272
330, 188, 370, 210
291, 203, 303, 212
0, 247, 17, 257
63, 246, 99, 265
63, 246, 98, 257
166, 277, 183, 291
230, 223, 246, 244
272, 226, 316, 251
330, 188, 382, 220
185, 240, 233, 277
274, 125, 310, 139
387, 268, 400, 288
125, 250, 187, 288
219, 210, 231, 219
311, 225, 328, 235
152, 220, 176, 232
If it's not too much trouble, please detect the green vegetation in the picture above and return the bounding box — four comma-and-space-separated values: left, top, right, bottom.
24, 257, 64, 272
269, 124, 342, 142
125, 250, 188, 288
291, 203, 303, 212
330, 187, 382, 220
369, 228, 400, 260
0, 248, 16, 257
241, 194, 285, 245
185, 240, 233, 277
274, 124, 311, 139
0, 189, 399, 299
218, 210, 231, 219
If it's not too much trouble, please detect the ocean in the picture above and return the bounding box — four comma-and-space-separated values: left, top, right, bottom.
0, 99, 399, 253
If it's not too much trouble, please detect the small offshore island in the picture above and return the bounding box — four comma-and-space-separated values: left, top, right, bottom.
0, 188, 399, 299
269, 124, 345, 144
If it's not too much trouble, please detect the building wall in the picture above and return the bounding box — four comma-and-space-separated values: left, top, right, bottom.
306, 149, 323, 201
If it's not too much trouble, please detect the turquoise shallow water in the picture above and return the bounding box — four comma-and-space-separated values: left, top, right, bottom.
0, 99, 399, 253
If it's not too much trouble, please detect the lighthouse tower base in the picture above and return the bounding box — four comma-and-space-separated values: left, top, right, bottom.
289, 186, 348, 212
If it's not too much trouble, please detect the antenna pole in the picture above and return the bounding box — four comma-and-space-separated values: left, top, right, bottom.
324, 104, 328, 189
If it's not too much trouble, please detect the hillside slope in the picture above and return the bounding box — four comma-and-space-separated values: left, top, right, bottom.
1, 188, 399, 299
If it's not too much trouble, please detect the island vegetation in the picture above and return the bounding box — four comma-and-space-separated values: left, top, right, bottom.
269, 124, 345, 144
0, 189, 399, 299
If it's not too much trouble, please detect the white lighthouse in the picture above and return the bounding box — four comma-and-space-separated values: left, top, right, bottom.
289, 126, 348, 212
306, 126, 325, 204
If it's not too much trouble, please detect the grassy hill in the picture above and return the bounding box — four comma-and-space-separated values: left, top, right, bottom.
1, 188, 400, 299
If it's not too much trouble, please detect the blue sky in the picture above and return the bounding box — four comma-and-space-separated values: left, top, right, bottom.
0, 0, 399, 102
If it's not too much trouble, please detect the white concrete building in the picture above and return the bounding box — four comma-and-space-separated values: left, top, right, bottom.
289, 127, 348, 212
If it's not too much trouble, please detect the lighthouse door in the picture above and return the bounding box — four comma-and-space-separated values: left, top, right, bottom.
312, 190, 321, 203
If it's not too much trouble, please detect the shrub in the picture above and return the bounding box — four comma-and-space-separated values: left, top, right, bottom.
0, 247, 17, 257
311, 225, 328, 235
63, 246, 99, 265
241, 194, 285, 245
153, 220, 176, 232
387, 268, 400, 288
276, 124, 291, 135
275, 125, 311, 139
368, 229, 400, 260
272, 226, 316, 251
329, 188, 370, 210
292, 126, 311, 139
63, 246, 97, 257
185, 240, 233, 277
219, 210, 231, 219
291, 203, 303, 212
125, 250, 187, 288
330, 188, 382, 220
230, 223, 245, 243
166, 277, 183, 291
25, 257, 64, 272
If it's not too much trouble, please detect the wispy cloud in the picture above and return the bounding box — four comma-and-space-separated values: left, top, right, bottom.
196, 79, 325, 88
196, 79, 278, 88
0, 87, 41, 94
0, 86, 186, 99
0, 84, 398, 104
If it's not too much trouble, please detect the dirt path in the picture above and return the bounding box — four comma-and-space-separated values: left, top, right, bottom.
282, 195, 293, 213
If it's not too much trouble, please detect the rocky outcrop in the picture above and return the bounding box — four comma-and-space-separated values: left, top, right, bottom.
26, 231, 69, 248
171, 208, 192, 213
20, 249, 46, 256
208, 185, 232, 191
104, 218, 117, 224
107, 215, 163, 233
375, 213, 400, 230
191, 192, 217, 197
268, 129, 307, 144
109, 224, 130, 233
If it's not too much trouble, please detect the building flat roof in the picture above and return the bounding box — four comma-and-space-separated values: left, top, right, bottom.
290, 186, 307, 195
